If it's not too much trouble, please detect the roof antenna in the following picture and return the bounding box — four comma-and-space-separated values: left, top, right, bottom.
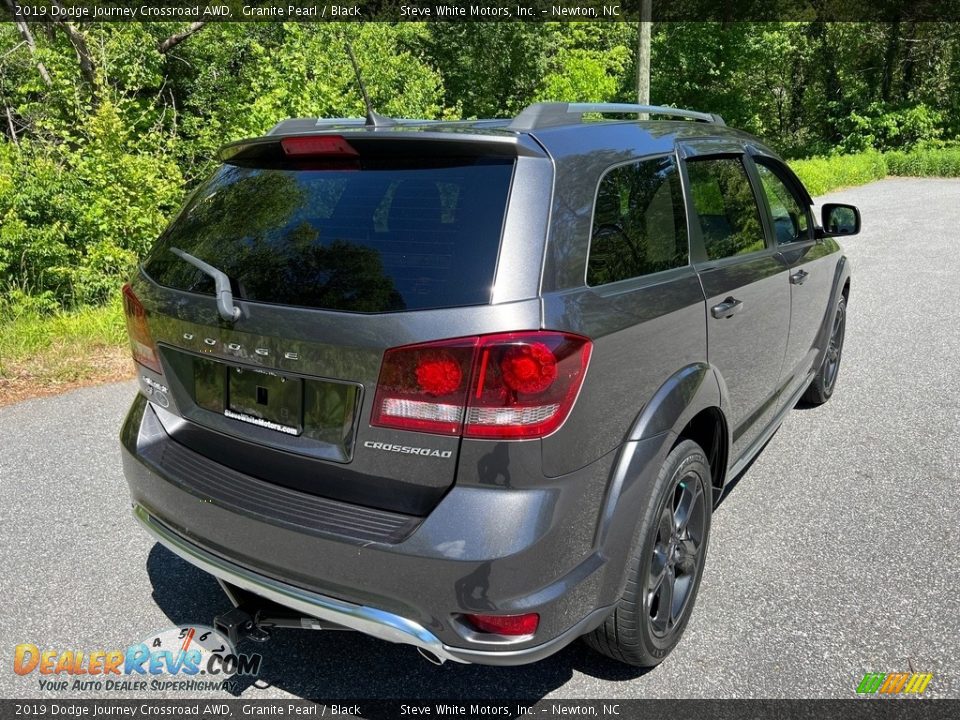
345, 42, 394, 128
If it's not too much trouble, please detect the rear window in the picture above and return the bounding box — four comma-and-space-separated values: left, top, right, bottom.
143, 157, 515, 313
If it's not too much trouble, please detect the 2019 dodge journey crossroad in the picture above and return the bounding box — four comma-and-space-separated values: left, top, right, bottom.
120, 102, 861, 666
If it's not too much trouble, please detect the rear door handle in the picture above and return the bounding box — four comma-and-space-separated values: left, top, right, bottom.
711, 297, 744, 319
790, 269, 809, 285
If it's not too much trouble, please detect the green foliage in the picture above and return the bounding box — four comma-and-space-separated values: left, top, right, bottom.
170, 23, 445, 175
0, 103, 184, 307
2, 19, 960, 318
788, 152, 888, 196
0, 293, 127, 386
838, 103, 944, 153
883, 148, 960, 177
788, 147, 960, 195
426, 24, 551, 117
539, 48, 631, 103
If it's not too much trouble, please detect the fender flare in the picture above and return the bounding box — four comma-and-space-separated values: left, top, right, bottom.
627, 362, 724, 443
812, 255, 851, 370
593, 363, 728, 552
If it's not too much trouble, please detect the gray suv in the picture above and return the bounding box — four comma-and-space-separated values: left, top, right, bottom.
120, 102, 860, 667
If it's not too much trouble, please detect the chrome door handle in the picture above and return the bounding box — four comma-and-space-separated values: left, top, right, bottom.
711, 297, 744, 319
790, 269, 809, 285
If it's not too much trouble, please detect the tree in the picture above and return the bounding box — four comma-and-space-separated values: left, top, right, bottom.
637, 0, 652, 105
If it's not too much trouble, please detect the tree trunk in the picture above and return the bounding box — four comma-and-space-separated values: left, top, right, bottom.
900, 21, 919, 104
881, 19, 902, 103
636, 0, 652, 105
3, 0, 53, 86
809, 22, 843, 142
157, 22, 207, 54
50, 1, 98, 108
4, 102, 18, 144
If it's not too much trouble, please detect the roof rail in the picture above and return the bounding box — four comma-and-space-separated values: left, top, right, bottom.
508, 102, 725, 131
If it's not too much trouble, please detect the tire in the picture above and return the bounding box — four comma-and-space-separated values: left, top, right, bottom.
802, 296, 846, 405
584, 439, 713, 667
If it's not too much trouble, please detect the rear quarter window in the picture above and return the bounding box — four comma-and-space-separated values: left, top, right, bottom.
587, 155, 689, 287
143, 157, 515, 313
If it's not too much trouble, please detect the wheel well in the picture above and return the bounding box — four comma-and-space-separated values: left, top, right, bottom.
676, 407, 728, 493
842, 279, 850, 299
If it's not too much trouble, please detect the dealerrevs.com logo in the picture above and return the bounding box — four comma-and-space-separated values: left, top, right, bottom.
13, 626, 262, 693
856, 672, 934, 695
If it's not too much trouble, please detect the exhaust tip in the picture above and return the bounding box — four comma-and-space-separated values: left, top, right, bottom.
417, 647, 446, 666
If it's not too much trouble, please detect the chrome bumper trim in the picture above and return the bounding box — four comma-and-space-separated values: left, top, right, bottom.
132, 504, 469, 664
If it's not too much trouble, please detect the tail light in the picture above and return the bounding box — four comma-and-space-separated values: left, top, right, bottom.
371, 332, 591, 440
464, 613, 540, 636
121, 284, 161, 373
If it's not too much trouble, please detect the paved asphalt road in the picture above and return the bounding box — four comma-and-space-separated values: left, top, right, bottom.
1, 178, 958, 702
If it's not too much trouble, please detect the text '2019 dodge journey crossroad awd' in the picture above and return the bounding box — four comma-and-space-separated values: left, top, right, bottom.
120, 102, 861, 667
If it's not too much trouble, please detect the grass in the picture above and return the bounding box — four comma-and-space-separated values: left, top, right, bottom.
0, 296, 133, 407
789, 146, 960, 195
883, 147, 960, 178
789, 151, 888, 196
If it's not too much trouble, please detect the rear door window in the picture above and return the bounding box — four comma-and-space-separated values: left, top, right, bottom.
686, 157, 767, 261
587, 155, 689, 286
143, 158, 515, 313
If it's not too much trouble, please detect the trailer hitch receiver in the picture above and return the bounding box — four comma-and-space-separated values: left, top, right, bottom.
214, 606, 271, 646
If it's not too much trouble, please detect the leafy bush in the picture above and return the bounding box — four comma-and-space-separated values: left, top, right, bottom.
789, 147, 960, 195
0, 103, 185, 310
837, 103, 944, 154
538, 47, 630, 103
883, 148, 960, 177
789, 152, 888, 196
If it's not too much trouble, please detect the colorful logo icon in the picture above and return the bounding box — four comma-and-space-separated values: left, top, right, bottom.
857, 672, 933, 695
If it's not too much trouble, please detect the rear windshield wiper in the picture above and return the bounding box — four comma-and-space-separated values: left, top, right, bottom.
170, 247, 241, 322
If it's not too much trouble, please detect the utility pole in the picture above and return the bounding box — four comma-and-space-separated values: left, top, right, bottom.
637, 0, 652, 105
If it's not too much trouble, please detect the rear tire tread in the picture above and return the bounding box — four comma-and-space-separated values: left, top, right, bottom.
584, 441, 712, 667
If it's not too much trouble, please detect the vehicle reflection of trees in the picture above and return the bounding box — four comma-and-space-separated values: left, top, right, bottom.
545, 148, 639, 290
588, 157, 688, 287
233, 230, 405, 313
454, 561, 495, 611
145, 167, 305, 294
476, 443, 512, 488
145, 168, 405, 313
688, 158, 766, 259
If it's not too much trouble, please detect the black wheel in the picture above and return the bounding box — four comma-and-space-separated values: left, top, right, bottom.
584, 439, 712, 667
803, 296, 846, 405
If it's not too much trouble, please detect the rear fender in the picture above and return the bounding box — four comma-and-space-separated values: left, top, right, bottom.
626, 362, 721, 443
591, 364, 726, 602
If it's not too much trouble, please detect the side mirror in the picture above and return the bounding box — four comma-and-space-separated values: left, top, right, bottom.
819, 203, 861, 238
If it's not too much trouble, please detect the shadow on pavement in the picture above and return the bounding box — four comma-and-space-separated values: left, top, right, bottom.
146, 544, 651, 702
713, 427, 779, 509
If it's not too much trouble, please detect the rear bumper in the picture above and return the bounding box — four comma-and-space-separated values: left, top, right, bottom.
121, 394, 668, 664
133, 503, 608, 665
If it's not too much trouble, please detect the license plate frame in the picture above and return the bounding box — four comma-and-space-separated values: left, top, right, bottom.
226, 366, 303, 436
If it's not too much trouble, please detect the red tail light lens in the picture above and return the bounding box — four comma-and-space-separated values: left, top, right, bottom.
499, 342, 557, 393
121, 283, 161, 373
372, 338, 477, 435
464, 613, 540, 636
466, 333, 590, 439
371, 332, 591, 439
281, 135, 358, 158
